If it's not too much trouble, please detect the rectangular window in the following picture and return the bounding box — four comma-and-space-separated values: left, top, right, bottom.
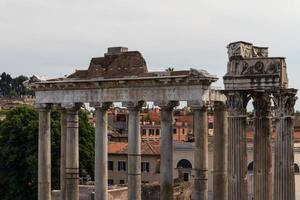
108, 161, 114, 171
108, 179, 114, 185
182, 129, 185, 135
119, 180, 125, 184
208, 122, 213, 129
155, 129, 160, 136
141, 162, 150, 172
142, 129, 147, 136
173, 128, 177, 134
149, 129, 155, 136
118, 161, 126, 171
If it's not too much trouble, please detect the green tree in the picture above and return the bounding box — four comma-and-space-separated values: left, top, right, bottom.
12, 75, 33, 96
0, 73, 33, 97
0, 72, 13, 96
0, 107, 95, 200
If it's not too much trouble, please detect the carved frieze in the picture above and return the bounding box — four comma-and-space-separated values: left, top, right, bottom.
227, 41, 268, 60
227, 42, 253, 59
253, 46, 268, 58
227, 58, 283, 76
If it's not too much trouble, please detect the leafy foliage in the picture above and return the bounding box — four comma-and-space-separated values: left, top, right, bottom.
0, 107, 95, 200
0, 72, 33, 97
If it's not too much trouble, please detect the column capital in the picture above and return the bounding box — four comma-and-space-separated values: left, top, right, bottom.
187, 100, 207, 110
252, 91, 271, 117
273, 88, 297, 117
225, 91, 250, 116
34, 103, 52, 110
90, 102, 112, 111
154, 101, 179, 111
61, 103, 82, 111
122, 101, 145, 111
213, 101, 227, 111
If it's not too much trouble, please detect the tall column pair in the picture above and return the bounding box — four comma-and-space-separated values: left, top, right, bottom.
37, 103, 81, 200
226, 91, 272, 200
190, 101, 228, 200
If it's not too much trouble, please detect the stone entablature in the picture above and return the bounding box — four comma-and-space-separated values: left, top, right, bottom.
30, 70, 217, 104
224, 41, 288, 90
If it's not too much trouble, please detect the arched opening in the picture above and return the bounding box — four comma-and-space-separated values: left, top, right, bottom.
248, 161, 254, 172
176, 159, 192, 181
177, 159, 192, 169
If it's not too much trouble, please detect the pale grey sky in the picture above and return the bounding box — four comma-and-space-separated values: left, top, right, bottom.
1, 0, 300, 108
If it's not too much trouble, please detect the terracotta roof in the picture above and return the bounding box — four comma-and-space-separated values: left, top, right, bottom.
107, 142, 128, 154
246, 131, 300, 140
108, 141, 160, 155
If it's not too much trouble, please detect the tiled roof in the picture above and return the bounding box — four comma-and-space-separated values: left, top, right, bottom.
108, 141, 160, 155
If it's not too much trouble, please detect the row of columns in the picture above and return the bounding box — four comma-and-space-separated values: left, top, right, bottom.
37, 89, 296, 200
37, 101, 231, 200
226, 89, 297, 200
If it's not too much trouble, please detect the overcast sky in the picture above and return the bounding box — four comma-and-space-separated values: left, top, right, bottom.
1, 0, 300, 108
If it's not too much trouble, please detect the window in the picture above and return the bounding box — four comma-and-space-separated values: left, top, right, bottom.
295, 163, 300, 174
155, 129, 160, 136
108, 161, 114, 171
208, 122, 213, 129
149, 129, 155, 136
141, 162, 150, 172
118, 161, 126, 171
119, 180, 125, 184
173, 129, 177, 134
183, 173, 189, 181
142, 129, 147, 136
108, 179, 114, 185
182, 129, 185, 135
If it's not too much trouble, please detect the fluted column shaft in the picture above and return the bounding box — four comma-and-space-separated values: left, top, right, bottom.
213, 102, 228, 200
127, 102, 144, 200
94, 103, 111, 200
159, 101, 178, 200
65, 105, 80, 200
38, 104, 52, 200
60, 109, 67, 200
192, 106, 208, 200
253, 92, 272, 200
226, 92, 248, 200
273, 89, 297, 200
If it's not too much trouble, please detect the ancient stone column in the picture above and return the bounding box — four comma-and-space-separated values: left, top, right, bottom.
213, 101, 228, 200
273, 89, 297, 200
37, 104, 52, 200
125, 101, 144, 200
60, 108, 67, 200
191, 105, 208, 200
158, 101, 179, 200
226, 91, 248, 200
93, 102, 111, 200
252, 92, 272, 200
65, 104, 80, 200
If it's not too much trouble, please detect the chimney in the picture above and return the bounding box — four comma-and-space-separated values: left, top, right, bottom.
106, 47, 128, 55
